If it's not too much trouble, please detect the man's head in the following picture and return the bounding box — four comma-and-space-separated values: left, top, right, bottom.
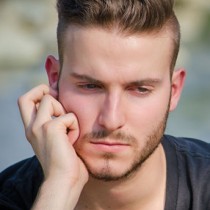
46, 0, 185, 181
56, 0, 180, 73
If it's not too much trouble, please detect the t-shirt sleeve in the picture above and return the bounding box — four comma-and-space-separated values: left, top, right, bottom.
0, 157, 43, 210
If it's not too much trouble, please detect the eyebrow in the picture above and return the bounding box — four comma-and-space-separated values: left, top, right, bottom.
70, 73, 102, 84
70, 72, 162, 86
128, 79, 162, 86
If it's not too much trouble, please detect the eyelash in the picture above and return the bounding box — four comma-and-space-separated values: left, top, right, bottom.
77, 83, 152, 96
77, 83, 102, 90
127, 86, 152, 95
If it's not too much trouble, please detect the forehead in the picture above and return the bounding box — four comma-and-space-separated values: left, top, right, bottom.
64, 25, 173, 49
62, 26, 173, 80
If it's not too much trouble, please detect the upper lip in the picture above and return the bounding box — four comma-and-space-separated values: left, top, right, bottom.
90, 141, 129, 146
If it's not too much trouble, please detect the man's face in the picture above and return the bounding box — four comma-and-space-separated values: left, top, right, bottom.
54, 26, 182, 181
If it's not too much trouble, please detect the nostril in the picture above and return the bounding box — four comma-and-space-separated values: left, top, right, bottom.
98, 109, 124, 131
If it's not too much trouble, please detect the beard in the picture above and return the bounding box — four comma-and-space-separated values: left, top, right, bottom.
57, 81, 171, 182
76, 106, 170, 182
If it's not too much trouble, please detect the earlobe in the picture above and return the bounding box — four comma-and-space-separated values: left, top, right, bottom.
45, 55, 60, 88
169, 68, 186, 112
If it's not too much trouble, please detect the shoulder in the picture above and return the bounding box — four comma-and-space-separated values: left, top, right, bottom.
163, 135, 210, 209
0, 156, 43, 209
163, 134, 210, 158
163, 134, 210, 174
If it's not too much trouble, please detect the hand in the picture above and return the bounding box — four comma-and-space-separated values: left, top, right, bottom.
18, 84, 88, 209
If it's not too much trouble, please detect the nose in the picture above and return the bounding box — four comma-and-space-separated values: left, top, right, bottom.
98, 93, 125, 131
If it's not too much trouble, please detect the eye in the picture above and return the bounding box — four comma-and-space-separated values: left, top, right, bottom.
127, 86, 152, 96
136, 87, 150, 93
77, 83, 103, 92
79, 84, 100, 89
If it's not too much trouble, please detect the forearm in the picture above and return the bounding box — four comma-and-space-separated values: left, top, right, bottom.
31, 176, 83, 210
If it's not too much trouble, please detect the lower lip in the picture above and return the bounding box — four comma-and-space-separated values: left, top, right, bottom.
90, 143, 129, 153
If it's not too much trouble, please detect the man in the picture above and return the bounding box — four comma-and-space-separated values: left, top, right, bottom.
0, 0, 210, 209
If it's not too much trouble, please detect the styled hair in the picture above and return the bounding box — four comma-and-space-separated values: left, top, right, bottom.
56, 0, 180, 71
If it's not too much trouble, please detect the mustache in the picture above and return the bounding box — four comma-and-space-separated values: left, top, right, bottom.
82, 130, 136, 142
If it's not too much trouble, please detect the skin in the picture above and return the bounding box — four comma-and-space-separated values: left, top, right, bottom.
18, 26, 186, 210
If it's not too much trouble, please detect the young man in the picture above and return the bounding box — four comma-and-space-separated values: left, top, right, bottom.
1, 0, 210, 209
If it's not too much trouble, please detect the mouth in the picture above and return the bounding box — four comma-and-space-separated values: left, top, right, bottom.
91, 141, 129, 146
90, 140, 130, 153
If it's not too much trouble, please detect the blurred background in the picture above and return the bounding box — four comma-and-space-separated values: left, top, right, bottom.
0, 0, 210, 171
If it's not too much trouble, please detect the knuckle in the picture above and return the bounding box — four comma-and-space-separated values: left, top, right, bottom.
42, 94, 52, 101
39, 84, 49, 89
38, 84, 50, 94
67, 112, 78, 123
40, 94, 54, 106
25, 128, 34, 142
25, 123, 45, 142
42, 121, 53, 134
28, 121, 42, 139
17, 95, 26, 106
30, 124, 39, 138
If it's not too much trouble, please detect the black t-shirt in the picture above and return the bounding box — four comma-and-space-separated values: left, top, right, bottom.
163, 135, 210, 210
0, 135, 210, 210
0, 157, 43, 210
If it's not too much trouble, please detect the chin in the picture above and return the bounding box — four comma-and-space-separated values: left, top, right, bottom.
84, 158, 133, 181
77, 149, 154, 182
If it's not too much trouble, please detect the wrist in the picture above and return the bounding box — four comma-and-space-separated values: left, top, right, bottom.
32, 175, 84, 210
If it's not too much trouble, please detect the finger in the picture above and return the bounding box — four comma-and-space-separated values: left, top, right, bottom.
34, 94, 66, 127
48, 113, 80, 145
18, 84, 50, 128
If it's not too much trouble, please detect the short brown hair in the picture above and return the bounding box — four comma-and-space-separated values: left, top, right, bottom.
56, 0, 180, 71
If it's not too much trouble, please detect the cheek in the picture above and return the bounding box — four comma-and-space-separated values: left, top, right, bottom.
128, 93, 170, 134
58, 90, 98, 133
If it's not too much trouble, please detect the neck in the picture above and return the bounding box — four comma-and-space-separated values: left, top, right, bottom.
76, 144, 166, 210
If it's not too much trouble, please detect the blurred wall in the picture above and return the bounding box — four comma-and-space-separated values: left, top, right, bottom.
0, 0, 210, 170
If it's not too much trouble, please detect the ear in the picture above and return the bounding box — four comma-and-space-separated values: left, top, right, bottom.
45, 55, 60, 88
169, 68, 186, 112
